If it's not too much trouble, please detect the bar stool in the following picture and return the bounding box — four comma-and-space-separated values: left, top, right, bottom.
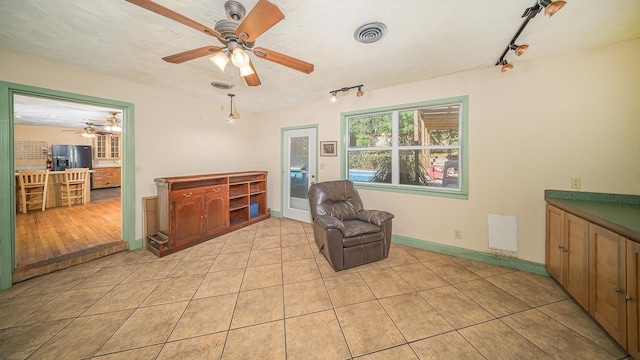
17, 170, 49, 214
61, 168, 89, 206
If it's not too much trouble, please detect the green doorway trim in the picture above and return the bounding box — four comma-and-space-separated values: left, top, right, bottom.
0, 81, 136, 290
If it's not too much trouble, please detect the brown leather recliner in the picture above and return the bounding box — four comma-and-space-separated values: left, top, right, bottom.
308, 180, 394, 271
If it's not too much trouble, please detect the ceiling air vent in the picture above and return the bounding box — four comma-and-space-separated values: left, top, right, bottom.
211, 81, 235, 90
354, 22, 387, 44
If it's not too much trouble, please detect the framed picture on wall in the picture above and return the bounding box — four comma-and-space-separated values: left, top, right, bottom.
320, 141, 337, 157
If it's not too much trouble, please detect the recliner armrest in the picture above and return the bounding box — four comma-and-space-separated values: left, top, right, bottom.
314, 215, 345, 232
356, 210, 394, 226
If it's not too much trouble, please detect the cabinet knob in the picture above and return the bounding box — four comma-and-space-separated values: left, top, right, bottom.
626, 295, 632, 302
615, 287, 622, 293
183, 193, 192, 197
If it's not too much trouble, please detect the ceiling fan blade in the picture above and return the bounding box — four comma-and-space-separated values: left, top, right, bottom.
163, 46, 222, 64
244, 61, 261, 87
254, 47, 314, 74
126, 0, 223, 41
235, 0, 284, 42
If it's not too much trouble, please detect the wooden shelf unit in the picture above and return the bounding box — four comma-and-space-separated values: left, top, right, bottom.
149, 171, 269, 257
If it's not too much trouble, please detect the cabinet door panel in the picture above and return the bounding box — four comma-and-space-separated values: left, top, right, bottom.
627, 239, 640, 358
565, 213, 589, 309
590, 223, 627, 346
172, 193, 203, 246
546, 205, 565, 285
204, 193, 229, 237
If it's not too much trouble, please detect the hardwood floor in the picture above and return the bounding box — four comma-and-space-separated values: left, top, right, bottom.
15, 197, 123, 270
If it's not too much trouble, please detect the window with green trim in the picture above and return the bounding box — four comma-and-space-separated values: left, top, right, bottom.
343, 96, 467, 197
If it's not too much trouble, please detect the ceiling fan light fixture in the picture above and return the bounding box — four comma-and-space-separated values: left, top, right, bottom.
210, 51, 230, 71
239, 64, 255, 77
230, 48, 250, 68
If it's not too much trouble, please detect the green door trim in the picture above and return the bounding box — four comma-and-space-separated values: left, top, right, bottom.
0, 81, 136, 290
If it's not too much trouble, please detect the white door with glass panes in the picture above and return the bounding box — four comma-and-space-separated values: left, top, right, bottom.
283, 127, 317, 222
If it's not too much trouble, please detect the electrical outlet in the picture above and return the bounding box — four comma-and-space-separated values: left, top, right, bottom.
454, 230, 462, 240
570, 178, 581, 190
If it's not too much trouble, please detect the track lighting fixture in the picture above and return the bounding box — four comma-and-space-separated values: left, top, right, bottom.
495, 0, 567, 72
328, 85, 364, 102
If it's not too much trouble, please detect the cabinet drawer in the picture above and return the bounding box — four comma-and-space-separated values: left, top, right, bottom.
204, 185, 228, 195
170, 188, 203, 200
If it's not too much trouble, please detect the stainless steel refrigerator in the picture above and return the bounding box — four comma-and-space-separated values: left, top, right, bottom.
52, 145, 93, 187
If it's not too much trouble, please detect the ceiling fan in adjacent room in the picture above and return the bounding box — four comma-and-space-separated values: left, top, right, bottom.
125, 0, 315, 86
62, 122, 101, 138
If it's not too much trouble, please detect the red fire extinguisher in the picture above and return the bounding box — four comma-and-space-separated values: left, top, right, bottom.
46, 159, 52, 170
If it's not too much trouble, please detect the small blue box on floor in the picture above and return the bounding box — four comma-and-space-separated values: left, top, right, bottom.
250, 202, 259, 218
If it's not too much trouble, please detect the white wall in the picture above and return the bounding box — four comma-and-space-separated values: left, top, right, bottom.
254, 39, 640, 263
2, 39, 638, 263
0, 50, 259, 240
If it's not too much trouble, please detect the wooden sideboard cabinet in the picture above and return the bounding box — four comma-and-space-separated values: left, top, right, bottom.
149, 171, 269, 257
546, 204, 638, 357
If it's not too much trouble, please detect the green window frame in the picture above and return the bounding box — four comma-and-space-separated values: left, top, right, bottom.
340, 95, 468, 199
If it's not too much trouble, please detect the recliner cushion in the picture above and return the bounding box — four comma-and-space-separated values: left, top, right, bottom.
342, 230, 385, 248
341, 220, 381, 238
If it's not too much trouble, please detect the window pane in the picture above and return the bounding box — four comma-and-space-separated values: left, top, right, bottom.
347, 113, 392, 148
407, 148, 460, 188
347, 150, 392, 183
398, 110, 425, 146
399, 105, 460, 146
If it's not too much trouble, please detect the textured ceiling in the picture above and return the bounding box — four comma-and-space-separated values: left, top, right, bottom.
1, 0, 640, 123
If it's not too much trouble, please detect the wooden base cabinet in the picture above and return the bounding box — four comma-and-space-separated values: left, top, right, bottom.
590, 223, 627, 346
93, 167, 121, 189
545, 205, 589, 309
627, 240, 640, 359
547, 205, 637, 357
150, 171, 268, 257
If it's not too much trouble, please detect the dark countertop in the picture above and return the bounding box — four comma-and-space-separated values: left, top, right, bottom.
545, 190, 640, 242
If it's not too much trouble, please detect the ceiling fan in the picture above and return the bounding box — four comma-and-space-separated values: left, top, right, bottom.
62, 122, 103, 138
125, 0, 315, 86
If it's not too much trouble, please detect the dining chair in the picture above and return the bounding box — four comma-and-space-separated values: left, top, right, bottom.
17, 170, 49, 214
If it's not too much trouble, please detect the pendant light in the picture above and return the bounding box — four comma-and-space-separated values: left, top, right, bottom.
227, 94, 237, 124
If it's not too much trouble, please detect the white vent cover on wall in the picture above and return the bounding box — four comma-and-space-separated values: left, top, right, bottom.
488, 213, 518, 253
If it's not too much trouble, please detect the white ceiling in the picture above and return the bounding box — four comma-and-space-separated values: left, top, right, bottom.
1, 0, 639, 121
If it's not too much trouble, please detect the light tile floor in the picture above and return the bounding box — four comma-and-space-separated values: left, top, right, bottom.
0, 218, 631, 359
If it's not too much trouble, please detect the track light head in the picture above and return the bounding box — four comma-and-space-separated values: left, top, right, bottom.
500, 60, 514, 73
509, 43, 529, 56
356, 87, 364, 97
330, 92, 338, 103
539, 0, 566, 17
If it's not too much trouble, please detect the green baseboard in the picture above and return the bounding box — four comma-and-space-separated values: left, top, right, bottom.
129, 238, 144, 250
392, 234, 549, 276
270, 210, 282, 218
